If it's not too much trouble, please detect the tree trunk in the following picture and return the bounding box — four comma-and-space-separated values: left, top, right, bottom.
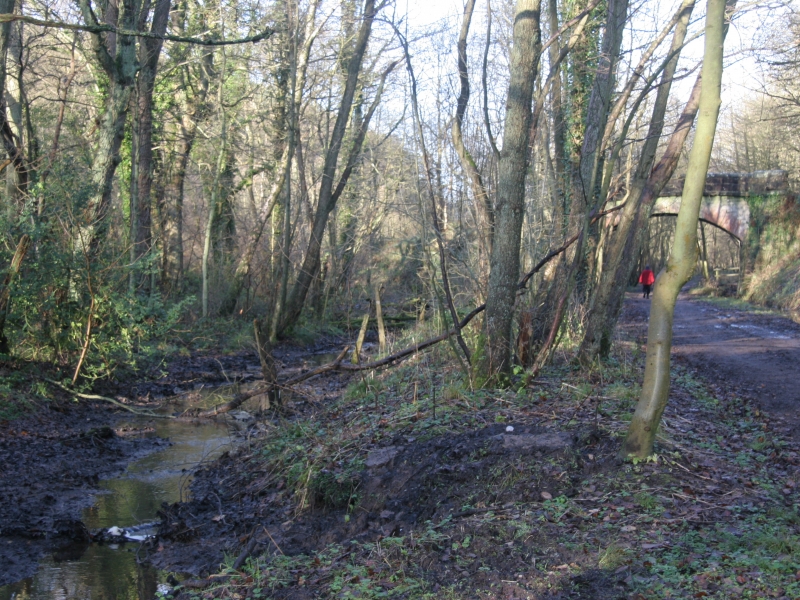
482, 0, 542, 379
0, 0, 28, 206
577, 0, 698, 363
159, 6, 212, 294
73, 0, 139, 261
578, 0, 735, 364
278, 0, 381, 335
452, 0, 493, 253
526, 0, 627, 362
621, 0, 726, 459
132, 0, 170, 293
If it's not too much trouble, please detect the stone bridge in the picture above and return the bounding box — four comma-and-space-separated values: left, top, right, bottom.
649, 170, 789, 240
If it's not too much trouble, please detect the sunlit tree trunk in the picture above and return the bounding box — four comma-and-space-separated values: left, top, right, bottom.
159, 2, 212, 294
621, 0, 726, 459
452, 0, 493, 253
578, 0, 697, 363
482, 0, 542, 378
0, 0, 28, 206
279, 0, 380, 335
72, 0, 139, 263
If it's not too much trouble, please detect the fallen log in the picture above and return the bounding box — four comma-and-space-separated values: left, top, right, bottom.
44, 378, 173, 418
196, 211, 630, 417
196, 347, 350, 417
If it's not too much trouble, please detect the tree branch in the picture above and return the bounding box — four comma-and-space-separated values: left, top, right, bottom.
0, 13, 275, 45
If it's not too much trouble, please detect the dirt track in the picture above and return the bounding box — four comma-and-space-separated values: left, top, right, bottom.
626, 290, 800, 438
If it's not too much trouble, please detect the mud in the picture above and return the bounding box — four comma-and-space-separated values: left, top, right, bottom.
0, 340, 355, 587
623, 291, 800, 438
152, 424, 593, 577
0, 394, 167, 585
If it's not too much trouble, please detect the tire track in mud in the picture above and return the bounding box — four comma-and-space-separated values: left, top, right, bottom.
628, 291, 800, 438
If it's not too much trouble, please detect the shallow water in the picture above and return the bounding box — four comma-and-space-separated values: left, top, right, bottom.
0, 402, 236, 600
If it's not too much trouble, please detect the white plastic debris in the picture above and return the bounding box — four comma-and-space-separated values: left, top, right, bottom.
506, 425, 514, 433
107, 526, 124, 537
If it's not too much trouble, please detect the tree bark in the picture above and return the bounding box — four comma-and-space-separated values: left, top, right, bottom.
452, 0, 493, 253
73, 0, 139, 262
621, 0, 726, 459
0, 0, 28, 205
482, 0, 542, 378
159, 4, 212, 293
132, 0, 170, 293
577, 0, 697, 363
277, 0, 382, 334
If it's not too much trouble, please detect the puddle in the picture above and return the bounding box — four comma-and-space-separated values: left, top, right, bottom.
0, 395, 238, 600
728, 323, 792, 339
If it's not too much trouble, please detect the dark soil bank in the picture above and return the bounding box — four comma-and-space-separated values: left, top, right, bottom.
153, 424, 594, 575
0, 395, 166, 585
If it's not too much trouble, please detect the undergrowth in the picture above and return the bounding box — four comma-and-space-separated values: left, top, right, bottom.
168, 322, 800, 600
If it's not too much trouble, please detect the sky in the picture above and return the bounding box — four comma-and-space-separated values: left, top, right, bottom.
400, 0, 785, 110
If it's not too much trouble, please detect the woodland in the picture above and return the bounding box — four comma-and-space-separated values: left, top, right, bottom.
1, 0, 800, 597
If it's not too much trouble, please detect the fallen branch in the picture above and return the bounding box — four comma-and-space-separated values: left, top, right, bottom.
197, 347, 350, 417
196, 210, 632, 417
44, 378, 172, 418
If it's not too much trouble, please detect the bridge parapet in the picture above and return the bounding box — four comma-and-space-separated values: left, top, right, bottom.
661, 169, 788, 198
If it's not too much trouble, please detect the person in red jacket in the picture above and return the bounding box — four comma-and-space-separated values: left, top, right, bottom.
639, 265, 655, 299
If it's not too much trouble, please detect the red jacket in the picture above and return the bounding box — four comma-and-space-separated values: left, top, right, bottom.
639, 269, 655, 286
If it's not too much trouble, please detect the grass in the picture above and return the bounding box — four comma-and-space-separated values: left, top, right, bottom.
164, 318, 800, 600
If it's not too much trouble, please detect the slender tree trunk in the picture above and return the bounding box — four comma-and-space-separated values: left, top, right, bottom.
133, 0, 170, 292
159, 5, 212, 293
452, 0, 493, 253
577, 0, 698, 363
278, 0, 381, 335
621, 0, 726, 459
482, 0, 542, 378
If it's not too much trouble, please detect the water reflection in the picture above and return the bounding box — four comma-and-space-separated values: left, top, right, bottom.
1, 544, 159, 600
0, 396, 237, 600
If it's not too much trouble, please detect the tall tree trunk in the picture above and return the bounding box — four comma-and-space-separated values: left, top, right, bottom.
0, 0, 28, 206
158, 4, 212, 293
132, 0, 170, 293
578, 0, 697, 363
278, 0, 379, 335
482, 0, 542, 378
578, 0, 735, 364
72, 0, 139, 266
526, 0, 627, 361
452, 0, 493, 253
621, 0, 726, 459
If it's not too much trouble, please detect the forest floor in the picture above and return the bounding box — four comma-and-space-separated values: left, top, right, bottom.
151, 292, 800, 599
1, 292, 799, 598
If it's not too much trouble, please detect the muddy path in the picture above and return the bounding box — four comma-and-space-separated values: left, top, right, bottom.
623, 290, 800, 438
